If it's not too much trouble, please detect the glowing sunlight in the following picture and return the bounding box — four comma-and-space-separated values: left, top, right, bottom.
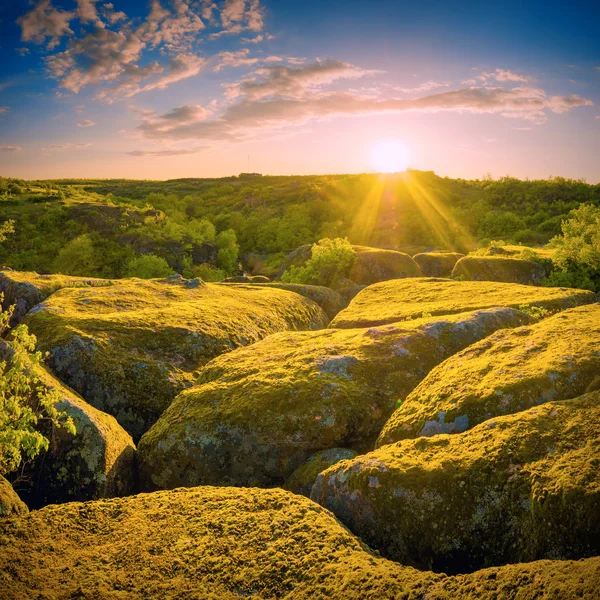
370, 140, 411, 174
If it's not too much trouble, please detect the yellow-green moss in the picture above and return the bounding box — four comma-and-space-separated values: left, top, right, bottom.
312, 392, 600, 574
24, 277, 328, 440
138, 307, 532, 490
378, 303, 600, 445
349, 247, 422, 285
452, 256, 546, 285
412, 252, 465, 277
1, 485, 599, 599
329, 278, 595, 329
0, 476, 28, 519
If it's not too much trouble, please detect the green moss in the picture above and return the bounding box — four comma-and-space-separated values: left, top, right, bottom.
348, 247, 422, 285
0, 476, 28, 518
138, 307, 532, 490
379, 303, 600, 445
329, 277, 596, 329
412, 252, 465, 277
1, 485, 599, 599
312, 392, 600, 574
451, 256, 545, 285
23, 276, 328, 440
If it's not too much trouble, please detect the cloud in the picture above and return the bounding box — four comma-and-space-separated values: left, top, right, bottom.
213, 49, 281, 72
101, 3, 127, 24
225, 59, 381, 100
242, 34, 263, 44
138, 85, 593, 142
76, 0, 99, 23
44, 142, 92, 150
394, 81, 451, 93
0, 145, 22, 152
77, 119, 96, 127
221, 0, 246, 27
0, 107, 8, 115
16, 47, 31, 56
478, 69, 530, 83
127, 146, 204, 157
17, 0, 74, 49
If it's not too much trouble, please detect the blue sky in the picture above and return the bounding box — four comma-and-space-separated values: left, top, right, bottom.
0, 0, 598, 180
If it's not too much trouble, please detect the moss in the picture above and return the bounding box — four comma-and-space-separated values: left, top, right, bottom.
330, 277, 596, 329
379, 303, 600, 445
451, 256, 546, 285
1, 485, 599, 599
137, 307, 532, 490
283, 448, 358, 497
312, 392, 600, 574
0, 476, 28, 518
413, 252, 465, 277
23, 276, 328, 441
348, 247, 422, 285
0, 270, 113, 325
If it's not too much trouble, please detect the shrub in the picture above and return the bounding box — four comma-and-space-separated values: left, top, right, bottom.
192, 263, 227, 282
124, 254, 174, 279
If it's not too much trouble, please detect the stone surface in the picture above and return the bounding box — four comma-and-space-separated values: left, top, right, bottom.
138, 308, 533, 490
0, 476, 28, 519
312, 392, 600, 574
452, 256, 546, 285
413, 252, 465, 277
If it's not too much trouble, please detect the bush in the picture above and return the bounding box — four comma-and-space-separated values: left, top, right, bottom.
281, 238, 356, 287
124, 254, 174, 279
53, 234, 101, 276
192, 263, 227, 282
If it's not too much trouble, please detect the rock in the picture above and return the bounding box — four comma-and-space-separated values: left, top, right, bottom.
378, 303, 600, 445
0, 339, 136, 508
337, 285, 365, 304
329, 277, 596, 329
312, 392, 600, 574
221, 275, 252, 283
24, 277, 328, 441
348, 247, 422, 285
248, 275, 270, 283
0, 476, 28, 519
413, 252, 465, 277
284, 448, 358, 497
452, 256, 546, 285
190, 241, 218, 265
137, 307, 533, 490
276, 244, 313, 278
0, 271, 112, 326
1, 485, 599, 599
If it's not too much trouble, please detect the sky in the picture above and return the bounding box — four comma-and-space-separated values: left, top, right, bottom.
0, 0, 599, 181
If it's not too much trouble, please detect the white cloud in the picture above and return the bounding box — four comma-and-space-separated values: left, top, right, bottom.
214, 49, 260, 72
394, 81, 451, 93
127, 146, 204, 157
0, 145, 22, 152
16, 47, 31, 56
77, 119, 96, 127
17, 0, 74, 49
0, 107, 8, 115
478, 69, 530, 83
76, 0, 99, 23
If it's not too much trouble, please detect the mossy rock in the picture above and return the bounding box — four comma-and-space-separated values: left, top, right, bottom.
283, 448, 358, 497
138, 307, 533, 490
0, 271, 113, 325
248, 275, 271, 283
348, 247, 422, 285
413, 252, 465, 277
276, 244, 313, 278
0, 339, 136, 508
1, 485, 599, 599
0, 476, 28, 519
378, 303, 600, 446
312, 392, 600, 574
329, 277, 596, 329
220, 282, 346, 320
452, 256, 546, 285
23, 277, 328, 441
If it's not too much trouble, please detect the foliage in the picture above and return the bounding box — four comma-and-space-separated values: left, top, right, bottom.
0, 300, 75, 477
124, 254, 174, 279
191, 263, 227, 282
0, 220, 15, 243
281, 238, 356, 287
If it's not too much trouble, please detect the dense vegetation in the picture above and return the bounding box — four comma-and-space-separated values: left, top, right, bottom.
0, 172, 598, 279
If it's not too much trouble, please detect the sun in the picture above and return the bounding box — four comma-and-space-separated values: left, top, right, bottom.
370, 139, 411, 173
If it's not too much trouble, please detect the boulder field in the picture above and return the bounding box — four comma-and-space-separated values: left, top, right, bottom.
137, 308, 533, 490
378, 303, 600, 445
412, 252, 465, 277
1, 486, 599, 600
22, 276, 328, 440
329, 277, 596, 328
451, 255, 546, 285
312, 391, 600, 574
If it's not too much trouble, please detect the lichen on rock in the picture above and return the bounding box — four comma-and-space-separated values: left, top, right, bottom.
0, 476, 28, 519
451, 255, 546, 285
413, 252, 465, 277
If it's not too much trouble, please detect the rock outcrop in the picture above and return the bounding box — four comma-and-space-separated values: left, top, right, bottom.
412, 252, 464, 277
313, 392, 600, 574
329, 277, 596, 329
137, 308, 533, 490
1, 485, 599, 599
23, 277, 328, 440
378, 303, 600, 445
452, 255, 546, 285
0, 476, 28, 518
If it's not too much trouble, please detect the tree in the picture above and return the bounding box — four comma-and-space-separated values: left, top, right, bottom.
53, 234, 100, 276
0, 220, 15, 243
216, 229, 239, 273
124, 254, 174, 279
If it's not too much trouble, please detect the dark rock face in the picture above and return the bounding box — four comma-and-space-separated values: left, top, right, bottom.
0, 476, 28, 519
191, 242, 218, 265
413, 252, 465, 277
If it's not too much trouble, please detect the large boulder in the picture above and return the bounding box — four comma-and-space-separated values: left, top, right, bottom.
452, 255, 546, 285
329, 277, 596, 329
137, 308, 533, 490
0, 271, 112, 325
312, 392, 600, 574
220, 282, 346, 320
0, 476, 28, 519
412, 252, 464, 277
23, 277, 328, 441
1, 485, 600, 599
0, 339, 136, 508
348, 247, 422, 285
378, 303, 600, 446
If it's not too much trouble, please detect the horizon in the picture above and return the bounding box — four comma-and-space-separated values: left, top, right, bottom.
0, 0, 599, 181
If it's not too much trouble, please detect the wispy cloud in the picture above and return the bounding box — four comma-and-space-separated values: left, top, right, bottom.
0, 145, 23, 152
77, 119, 96, 127
127, 146, 204, 157
393, 81, 451, 93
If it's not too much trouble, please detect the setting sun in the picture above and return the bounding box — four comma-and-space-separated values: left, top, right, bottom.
370, 140, 411, 173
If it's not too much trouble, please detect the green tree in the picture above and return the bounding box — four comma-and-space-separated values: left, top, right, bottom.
53, 234, 100, 276
216, 229, 239, 273
124, 254, 174, 279
0, 220, 15, 243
